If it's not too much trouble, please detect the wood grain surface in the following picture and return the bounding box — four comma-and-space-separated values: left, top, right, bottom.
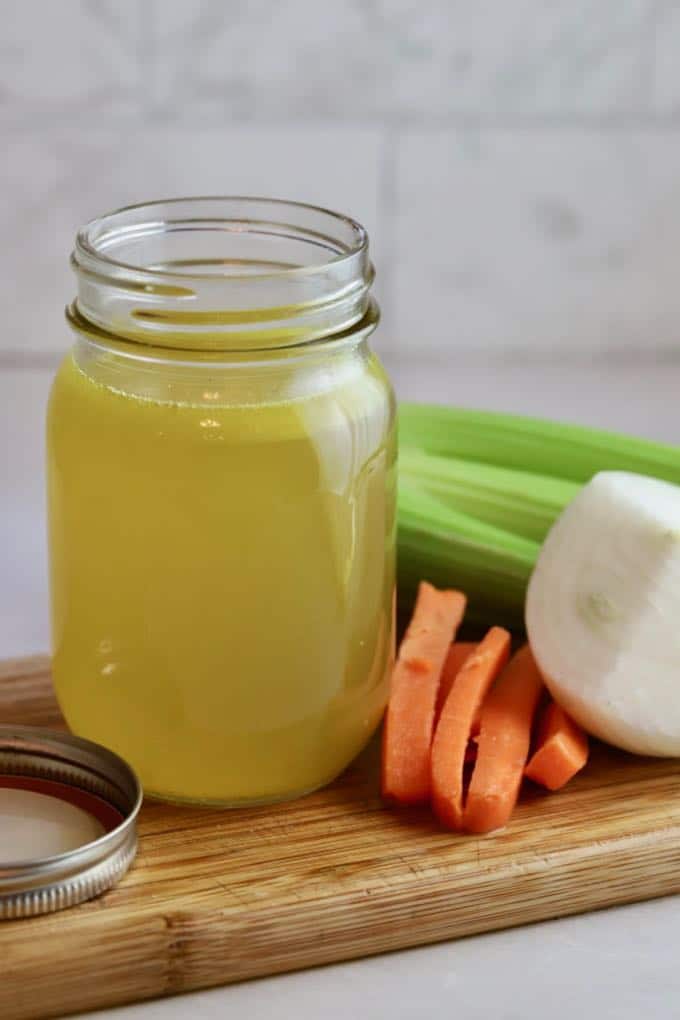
3, 656, 680, 1019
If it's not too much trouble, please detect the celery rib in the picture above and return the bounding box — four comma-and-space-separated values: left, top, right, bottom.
400, 446, 578, 543
400, 403, 680, 485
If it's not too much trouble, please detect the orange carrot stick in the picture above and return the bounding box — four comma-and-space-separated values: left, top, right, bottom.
430, 627, 511, 828
524, 701, 589, 791
435, 642, 477, 724
462, 645, 544, 834
381, 582, 467, 804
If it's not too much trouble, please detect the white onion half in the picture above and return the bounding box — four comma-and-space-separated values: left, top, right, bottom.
526, 471, 680, 756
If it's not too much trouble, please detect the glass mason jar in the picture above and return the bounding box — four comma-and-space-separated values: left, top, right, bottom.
47, 197, 397, 806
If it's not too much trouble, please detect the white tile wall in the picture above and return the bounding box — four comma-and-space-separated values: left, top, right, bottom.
1, 1, 678, 362
0, 0, 145, 124
147, 0, 656, 120
393, 129, 680, 356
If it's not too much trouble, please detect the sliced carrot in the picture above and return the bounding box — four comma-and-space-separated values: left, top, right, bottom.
524, 701, 589, 791
430, 627, 511, 829
462, 645, 544, 834
435, 642, 477, 724
437, 643, 479, 765
381, 582, 467, 804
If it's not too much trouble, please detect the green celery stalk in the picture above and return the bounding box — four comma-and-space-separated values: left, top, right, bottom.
400, 446, 579, 543
400, 403, 680, 484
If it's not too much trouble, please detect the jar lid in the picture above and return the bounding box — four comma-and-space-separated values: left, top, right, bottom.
0, 726, 142, 919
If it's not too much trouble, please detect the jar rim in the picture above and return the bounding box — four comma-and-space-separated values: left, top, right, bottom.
75, 195, 369, 282
70, 196, 375, 351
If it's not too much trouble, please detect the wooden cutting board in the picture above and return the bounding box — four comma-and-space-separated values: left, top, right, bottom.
3, 656, 680, 1020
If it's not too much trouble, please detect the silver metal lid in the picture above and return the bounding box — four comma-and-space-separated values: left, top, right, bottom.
0, 726, 142, 919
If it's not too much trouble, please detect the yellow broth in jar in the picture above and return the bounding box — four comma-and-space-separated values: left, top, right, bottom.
47, 348, 396, 803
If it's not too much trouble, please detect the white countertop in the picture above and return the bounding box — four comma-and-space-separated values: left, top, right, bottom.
3, 357, 680, 1020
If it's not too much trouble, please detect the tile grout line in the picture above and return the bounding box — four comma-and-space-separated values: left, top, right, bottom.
138, 0, 156, 117
5, 113, 680, 134
640, 0, 663, 115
